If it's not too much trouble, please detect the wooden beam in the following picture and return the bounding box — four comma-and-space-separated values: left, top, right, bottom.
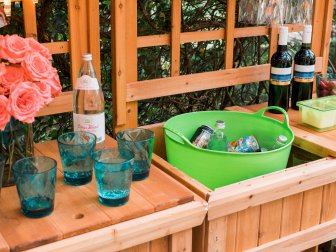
170, 0, 181, 77
22, 0, 37, 38
127, 64, 271, 101
246, 219, 336, 252
225, 0, 235, 69
208, 158, 336, 220
42, 42, 69, 55
36, 91, 73, 117
25, 202, 206, 252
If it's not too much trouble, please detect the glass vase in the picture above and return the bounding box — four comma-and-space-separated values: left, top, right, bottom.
0, 117, 34, 187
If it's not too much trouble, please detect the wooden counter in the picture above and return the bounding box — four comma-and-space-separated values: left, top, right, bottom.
0, 136, 206, 252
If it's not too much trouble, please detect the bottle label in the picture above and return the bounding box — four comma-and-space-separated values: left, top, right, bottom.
76, 75, 99, 90
73, 113, 105, 143
294, 64, 315, 82
270, 67, 292, 85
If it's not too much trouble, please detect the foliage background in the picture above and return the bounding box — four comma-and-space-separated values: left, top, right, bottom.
1, 0, 335, 141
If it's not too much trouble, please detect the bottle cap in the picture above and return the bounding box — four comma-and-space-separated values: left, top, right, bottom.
303, 25, 312, 33
82, 53, 93, 61
278, 26, 288, 46
215, 120, 225, 129
277, 135, 288, 143
302, 25, 312, 44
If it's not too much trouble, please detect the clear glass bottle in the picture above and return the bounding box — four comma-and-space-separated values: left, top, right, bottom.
270, 135, 288, 150
208, 120, 228, 151
73, 53, 105, 146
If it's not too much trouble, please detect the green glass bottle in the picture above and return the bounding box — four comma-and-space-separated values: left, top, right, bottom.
291, 25, 315, 110
268, 26, 293, 114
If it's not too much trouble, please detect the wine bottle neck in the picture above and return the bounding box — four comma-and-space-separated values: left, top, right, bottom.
277, 45, 288, 52
301, 43, 311, 50
79, 60, 97, 78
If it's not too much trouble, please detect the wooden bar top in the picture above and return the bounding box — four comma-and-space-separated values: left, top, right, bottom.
227, 103, 336, 158
0, 136, 194, 252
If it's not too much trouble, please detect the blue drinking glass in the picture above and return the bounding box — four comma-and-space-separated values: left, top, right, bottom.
116, 129, 154, 181
93, 149, 134, 207
57, 132, 96, 186
13, 156, 57, 218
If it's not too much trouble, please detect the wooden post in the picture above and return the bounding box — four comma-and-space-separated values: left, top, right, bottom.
171, 0, 181, 77
225, 0, 235, 69
22, 0, 37, 38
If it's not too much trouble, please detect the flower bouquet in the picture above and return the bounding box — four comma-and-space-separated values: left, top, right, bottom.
0, 34, 61, 186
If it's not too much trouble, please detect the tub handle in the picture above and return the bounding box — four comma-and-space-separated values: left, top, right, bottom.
254, 106, 290, 128
163, 125, 191, 145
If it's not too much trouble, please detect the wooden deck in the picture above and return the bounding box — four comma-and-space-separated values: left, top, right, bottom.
0, 136, 206, 252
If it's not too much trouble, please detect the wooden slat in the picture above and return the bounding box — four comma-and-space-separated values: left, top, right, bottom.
170, 0, 181, 77
320, 182, 336, 222
246, 219, 336, 252
181, 30, 225, 44
22, 0, 37, 38
127, 64, 270, 102
280, 194, 303, 237
111, 0, 127, 126
137, 34, 170, 48
150, 237, 169, 252
206, 217, 226, 252
26, 202, 206, 252
121, 243, 150, 252
36, 91, 73, 117
208, 158, 336, 220
0, 234, 9, 252
258, 200, 282, 245
87, 0, 101, 81
68, 0, 89, 87
321, 0, 334, 73
300, 188, 323, 230
225, 0, 235, 69
311, 0, 326, 57
268, 26, 278, 62
235, 206, 260, 251
169, 229, 192, 252
42, 42, 70, 55
224, 213, 238, 251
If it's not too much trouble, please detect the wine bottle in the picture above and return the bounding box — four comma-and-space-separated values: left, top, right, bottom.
291, 25, 315, 110
73, 54, 105, 146
268, 26, 293, 114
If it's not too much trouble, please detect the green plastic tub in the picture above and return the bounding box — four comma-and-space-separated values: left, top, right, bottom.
163, 106, 294, 190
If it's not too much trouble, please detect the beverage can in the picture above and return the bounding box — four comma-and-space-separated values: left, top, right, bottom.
190, 125, 214, 149
234, 136, 260, 153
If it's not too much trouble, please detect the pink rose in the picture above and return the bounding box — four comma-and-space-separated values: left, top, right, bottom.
0, 62, 5, 77
27, 38, 52, 60
42, 68, 62, 96
0, 95, 10, 131
9, 81, 43, 123
0, 65, 25, 95
0, 35, 29, 63
22, 51, 53, 81
35, 81, 54, 105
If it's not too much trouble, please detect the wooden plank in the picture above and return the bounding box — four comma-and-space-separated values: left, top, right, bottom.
169, 229, 192, 252
300, 187, 323, 230
127, 64, 271, 102
150, 237, 169, 252
206, 217, 226, 252
68, 0, 89, 87
22, 0, 37, 38
268, 26, 278, 62
36, 91, 73, 117
208, 158, 336, 220
120, 243, 150, 252
137, 34, 170, 48
42, 42, 70, 55
311, 0, 326, 57
224, 213, 238, 252
280, 194, 303, 237
235, 206, 260, 251
192, 222, 206, 252
26, 201, 206, 252
111, 0, 127, 126
320, 182, 336, 222
181, 30, 225, 44
321, 0, 334, 73
225, 0, 235, 69
140, 122, 167, 159
0, 186, 61, 251
0, 234, 9, 252
170, 0, 181, 77
87, 0, 101, 81
246, 219, 336, 252
258, 200, 282, 245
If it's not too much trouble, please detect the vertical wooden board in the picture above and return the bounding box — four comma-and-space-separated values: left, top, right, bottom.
268, 26, 278, 62
311, 0, 326, 56
120, 242, 150, 252
258, 199, 282, 245
140, 122, 166, 159
169, 229, 192, 252
150, 237, 169, 252
224, 213, 238, 252
22, 0, 37, 38
193, 221, 206, 252
320, 182, 336, 222
225, 0, 236, 69
68, 0, 89, 87
87, 0, 101, 80
300, 187, 323, 231
235, 206, 260, 251
170, 0, 181, 77
111, 0, 127, 126
206, 217, 226, 252
281, 193, 303, 237
0, 233, 9, 252
321, 0, 334, 73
